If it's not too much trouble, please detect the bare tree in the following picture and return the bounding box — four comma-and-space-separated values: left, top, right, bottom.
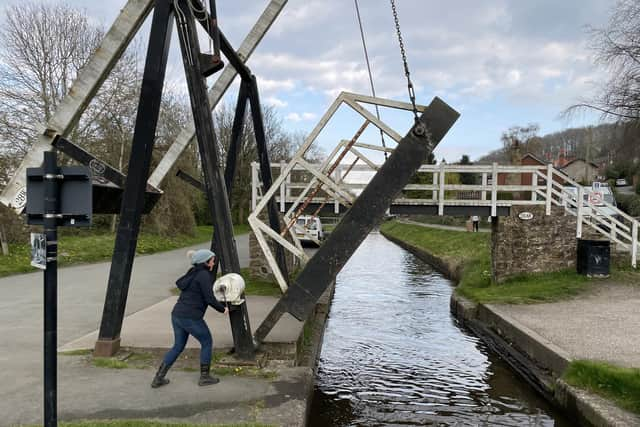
501, 124, 540, 164
0, 3, 102, 154
566, 0, 640, 121
212, 102, 321, 224
0, 2, 145, 184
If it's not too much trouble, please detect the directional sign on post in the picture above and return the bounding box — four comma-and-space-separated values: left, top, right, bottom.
25, 151, 92, 427
26, 165, 92, 227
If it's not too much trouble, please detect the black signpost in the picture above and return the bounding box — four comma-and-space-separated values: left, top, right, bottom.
26, 150, 92, 427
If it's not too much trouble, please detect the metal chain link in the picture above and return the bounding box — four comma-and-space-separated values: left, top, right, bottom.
390, 0, 419, 123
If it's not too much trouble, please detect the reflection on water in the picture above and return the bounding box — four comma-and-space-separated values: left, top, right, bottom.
309, 233, 574, 426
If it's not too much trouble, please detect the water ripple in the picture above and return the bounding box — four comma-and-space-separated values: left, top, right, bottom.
309, 234, 573, 427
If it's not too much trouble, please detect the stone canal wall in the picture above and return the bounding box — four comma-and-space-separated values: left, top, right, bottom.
491, 205, 577, 283
380, 227, 639, 427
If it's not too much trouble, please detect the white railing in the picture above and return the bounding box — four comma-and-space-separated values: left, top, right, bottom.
252, 161, 552, 213
251, 161, 640, 267
543, 167, 639, 267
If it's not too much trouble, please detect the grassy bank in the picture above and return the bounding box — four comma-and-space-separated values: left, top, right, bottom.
379, 221, 595, 304
0, 224, 250, 278
564, 360, 640, 415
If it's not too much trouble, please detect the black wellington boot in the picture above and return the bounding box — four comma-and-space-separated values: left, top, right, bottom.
198, 363, 220, 386
151, 362, 171, 388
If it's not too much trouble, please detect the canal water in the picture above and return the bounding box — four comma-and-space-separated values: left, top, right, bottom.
308, 233, 573, 426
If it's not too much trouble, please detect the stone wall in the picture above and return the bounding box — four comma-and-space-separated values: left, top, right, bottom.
491, 205, 577, 283
249, 209, 301, 281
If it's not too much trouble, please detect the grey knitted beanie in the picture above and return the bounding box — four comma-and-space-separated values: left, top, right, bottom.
189, 249, 215, 265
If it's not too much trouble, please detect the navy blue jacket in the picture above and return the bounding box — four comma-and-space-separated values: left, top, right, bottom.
172, 264, 226, 319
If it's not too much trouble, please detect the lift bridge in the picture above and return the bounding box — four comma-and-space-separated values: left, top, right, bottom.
1, 0, 635, 357
0, 0, 462, 356
248, 93, 640, 323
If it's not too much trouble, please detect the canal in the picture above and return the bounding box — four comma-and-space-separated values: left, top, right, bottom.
308, 233, 573, 426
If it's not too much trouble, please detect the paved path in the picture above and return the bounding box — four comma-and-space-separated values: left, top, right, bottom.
0, 234, 261, 426
491, 283, 640, 368
3, 358, 309, 427
398, 218, 490, 233
60, 295, 303, 352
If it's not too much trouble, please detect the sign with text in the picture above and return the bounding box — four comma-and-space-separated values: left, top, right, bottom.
518, 212, 534, 220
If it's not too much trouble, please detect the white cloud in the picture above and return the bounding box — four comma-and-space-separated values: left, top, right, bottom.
257, 77, 296, 92
242, 0, 609, 118
4, 0, 615, 161
265, 96, 288, 108
286, 112, 301, 122
286, 112, 317, 122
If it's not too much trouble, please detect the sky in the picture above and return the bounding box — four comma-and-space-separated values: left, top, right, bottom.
1, 0, 616, 163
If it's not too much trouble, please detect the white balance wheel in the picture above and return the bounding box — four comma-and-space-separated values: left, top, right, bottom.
213, 273, 246, 305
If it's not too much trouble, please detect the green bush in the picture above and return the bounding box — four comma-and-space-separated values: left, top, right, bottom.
616, 194, 640, 217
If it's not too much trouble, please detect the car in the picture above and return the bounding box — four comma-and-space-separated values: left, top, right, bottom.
562, 184, 619, 218
293, 215, 324, 245
615, 178, 629, 187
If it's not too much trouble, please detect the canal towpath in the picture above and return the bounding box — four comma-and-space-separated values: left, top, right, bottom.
0, 233, 314, 426
397, 218, 490, 232
452, 283, 640, 426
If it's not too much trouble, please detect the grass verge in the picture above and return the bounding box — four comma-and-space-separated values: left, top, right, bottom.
379, 220, 603, 304
26, 421, 273, 427
93, 358, 129, 369
0, 225, 249, 278
87, 350, 277, 380
564, 360, 640, 415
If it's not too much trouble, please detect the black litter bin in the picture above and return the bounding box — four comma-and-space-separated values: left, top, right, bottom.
577, 239, 610, 277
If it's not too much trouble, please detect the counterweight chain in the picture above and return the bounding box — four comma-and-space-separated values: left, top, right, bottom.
390, 0, 419, 123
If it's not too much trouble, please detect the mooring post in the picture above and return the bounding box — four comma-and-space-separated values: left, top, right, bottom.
175, 0, 254, 358
95, 0, 174, 356
43, 151, 59, 427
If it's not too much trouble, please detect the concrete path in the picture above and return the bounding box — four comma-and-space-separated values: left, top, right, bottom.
0, 234, 284, 426
398, 218, 490, 233
491, 283, 640, 368
3, 357, 309, 427
60, 295, 303, 352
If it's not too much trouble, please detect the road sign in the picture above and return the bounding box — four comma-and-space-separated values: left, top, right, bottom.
589, 191, 603, 205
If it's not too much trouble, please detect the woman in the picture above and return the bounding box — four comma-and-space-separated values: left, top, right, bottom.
151, 249, 228, 388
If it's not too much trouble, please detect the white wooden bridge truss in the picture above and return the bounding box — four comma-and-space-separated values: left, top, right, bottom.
250, 99, 640, 292
247, 91, 429, 292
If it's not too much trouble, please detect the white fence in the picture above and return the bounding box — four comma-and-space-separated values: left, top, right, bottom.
251, 161, 640, 267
